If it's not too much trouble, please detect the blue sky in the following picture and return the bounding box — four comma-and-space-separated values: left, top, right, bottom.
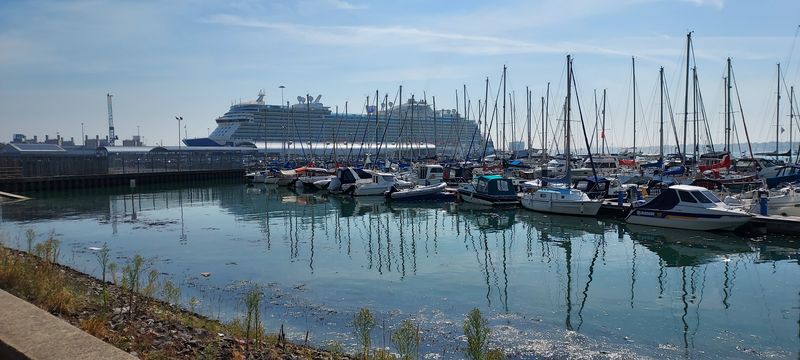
1, 0, 799, 149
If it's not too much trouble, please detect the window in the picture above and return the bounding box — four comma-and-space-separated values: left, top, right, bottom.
701, 190, 721, 203
678, 191, 697, 203
691, 191, 712, 203
496, 180, 509, 192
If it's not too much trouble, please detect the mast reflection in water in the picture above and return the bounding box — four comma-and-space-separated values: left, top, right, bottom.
1, 181, 798, 359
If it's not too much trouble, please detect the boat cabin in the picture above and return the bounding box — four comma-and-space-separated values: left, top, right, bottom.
574, 176, 611, 199
475, 175, 515, 196
416, 164, 444, 185
638, 185, 724, 211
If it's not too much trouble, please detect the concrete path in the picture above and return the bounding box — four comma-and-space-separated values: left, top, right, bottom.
0, 289, 135, 360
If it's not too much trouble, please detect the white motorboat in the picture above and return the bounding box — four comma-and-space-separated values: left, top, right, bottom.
412, 164, 445, 185
294, 167, 335, 189
724, 185, 800, 217
388, 182, 453, 201
626, 185, 752, 231
328, 167, 374, 194
353, 172, 404, 196
520, 187, 602, 216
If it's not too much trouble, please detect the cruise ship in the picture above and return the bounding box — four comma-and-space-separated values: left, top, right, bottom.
184, 91, 493, 159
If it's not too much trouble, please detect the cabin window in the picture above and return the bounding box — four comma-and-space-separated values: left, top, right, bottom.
540, 194, 546, 198
691, 191, 712, 203
678, 191, 697, 203
701, 190, 721, 203
430, 167, 443, 173
477, 179, 488, 193
496, 180, 510, 192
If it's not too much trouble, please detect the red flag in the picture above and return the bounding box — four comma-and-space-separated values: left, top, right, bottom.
600, 130, 605, 139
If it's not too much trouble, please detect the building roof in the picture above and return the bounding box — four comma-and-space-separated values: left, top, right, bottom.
1, 143, 66, 154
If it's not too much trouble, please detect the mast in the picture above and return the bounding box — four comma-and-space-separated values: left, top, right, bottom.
601, 89, 607, 155
791, 86, 795, 163
484, 78, 489, 156
375, 90, 379, 155
398, 86, 402, 160
632, 57, 637, 158
527, 86, 532, 159
725, 58, 732, 154
410, 94, 416, 161
464, 84, 468, 160
541, 96, 545, 153
565, 55, 573, 183
682, 32, 692, 166
502, 65, 507, 154
433, 96, 437, 158
692, 67, 698, 165
659, 67, 664, 162
545, 82, 550, 156
776, 63, 781, 156
306, 94, 312, 160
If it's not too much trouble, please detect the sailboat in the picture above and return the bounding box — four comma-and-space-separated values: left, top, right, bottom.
521, 55, 602, 216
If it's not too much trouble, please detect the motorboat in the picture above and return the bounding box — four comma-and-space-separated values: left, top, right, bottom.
724, 185, 800, 216
353, 172, 411, 196
457, 175, 519, 206
520, 187, 602, 216
765, 165, 800, 188
294, 167, 335, 189
388, 182, 455, 201
413, 164, 445, 185
625, 184, 752, 231
328, 167, 374, 194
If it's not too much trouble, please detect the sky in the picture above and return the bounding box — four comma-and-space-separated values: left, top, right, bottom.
1, 0, 799, 150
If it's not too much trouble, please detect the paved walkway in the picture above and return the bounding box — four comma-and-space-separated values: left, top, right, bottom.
0, 289, 135, 360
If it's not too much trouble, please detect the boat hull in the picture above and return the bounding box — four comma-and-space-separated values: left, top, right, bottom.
625, 209, 751, 231
520, 197, 602, 216
457, 190, 518, 207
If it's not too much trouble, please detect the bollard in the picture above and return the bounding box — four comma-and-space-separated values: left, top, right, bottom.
759, 190, 768, 216
617, 190, 625, 206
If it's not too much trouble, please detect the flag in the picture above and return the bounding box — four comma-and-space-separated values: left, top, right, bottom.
781, 127, 786, 134
600, 130, 605, 139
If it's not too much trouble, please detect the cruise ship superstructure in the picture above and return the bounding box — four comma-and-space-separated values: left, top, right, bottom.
185, 92, 493, 159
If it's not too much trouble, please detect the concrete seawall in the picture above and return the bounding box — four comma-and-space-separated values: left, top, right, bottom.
0, 289, 135, 360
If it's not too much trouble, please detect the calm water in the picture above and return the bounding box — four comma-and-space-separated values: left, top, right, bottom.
1, 181, 798, 359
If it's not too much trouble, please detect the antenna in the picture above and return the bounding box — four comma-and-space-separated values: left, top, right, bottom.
107, 93, 116, 146
297, 96, 305, 104
314, 94, 322, 103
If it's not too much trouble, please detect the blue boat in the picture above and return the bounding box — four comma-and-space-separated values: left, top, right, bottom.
766, 165, 800, 188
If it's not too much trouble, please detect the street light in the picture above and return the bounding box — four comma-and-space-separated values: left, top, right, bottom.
279, 85, 285, 108
175, 116, 183, 170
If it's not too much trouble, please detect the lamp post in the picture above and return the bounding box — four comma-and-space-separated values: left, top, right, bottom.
279, 85, 285, 108
175, 116, 183, 170
81, 122, 84, 147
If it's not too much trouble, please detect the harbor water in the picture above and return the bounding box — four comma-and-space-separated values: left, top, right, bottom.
0, 181, 797, 359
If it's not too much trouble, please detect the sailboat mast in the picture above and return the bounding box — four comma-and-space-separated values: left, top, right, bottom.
484, 77, 489, 154
464, 84, 468, 160
777, 63, 781, 156
692, 67, 698, 163
541, 96, 545, 154
527, 86, 532, 157
659, 67, 664, 162
545, 83, 550, 155
602, 89, 607, 155
502, 65, 507, 154
565, 55, 572, 182
791, 86, 795, 163
632, 56, 637, 158
398, 86, 402, 160
725, 58, 732, 153
433, 95, 437, 158
682, 32, 692, 166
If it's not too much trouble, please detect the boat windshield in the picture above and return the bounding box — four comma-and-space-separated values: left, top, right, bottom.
678, 191, 697, 203
701, 190, 721, 203
691, 191, 712, 204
